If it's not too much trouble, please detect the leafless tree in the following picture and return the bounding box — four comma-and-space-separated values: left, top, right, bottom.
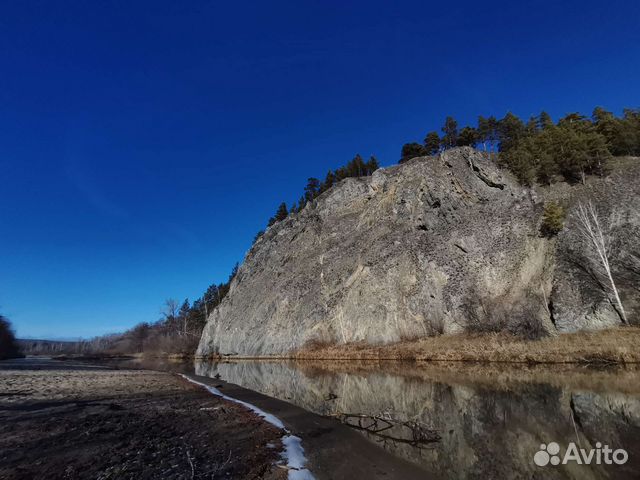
574, 201, 628, 325
160, 298, 176, 330
160, 298, 200, 339
163, 298, 179, 320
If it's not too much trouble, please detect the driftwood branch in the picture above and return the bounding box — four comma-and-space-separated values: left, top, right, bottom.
329, 411, 441, 447
182, 441, 196, 480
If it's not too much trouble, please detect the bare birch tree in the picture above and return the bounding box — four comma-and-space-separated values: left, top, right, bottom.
162, 298, 179, 334
574, 201, 628, 324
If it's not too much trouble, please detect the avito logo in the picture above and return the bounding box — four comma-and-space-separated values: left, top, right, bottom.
534, 442, 628, 467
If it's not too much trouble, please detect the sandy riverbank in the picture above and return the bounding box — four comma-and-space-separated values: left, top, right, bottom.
0, 358, 285, 480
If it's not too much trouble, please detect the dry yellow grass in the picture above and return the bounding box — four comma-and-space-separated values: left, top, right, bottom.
292, 327, 640, 364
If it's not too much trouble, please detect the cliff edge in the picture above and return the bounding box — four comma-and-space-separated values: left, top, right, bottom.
197, 148, 639, 356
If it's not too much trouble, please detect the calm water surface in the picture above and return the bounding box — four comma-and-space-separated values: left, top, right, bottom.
113, 358, 640, 479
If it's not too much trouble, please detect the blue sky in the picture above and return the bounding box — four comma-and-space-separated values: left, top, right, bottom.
1, 0, 639, 338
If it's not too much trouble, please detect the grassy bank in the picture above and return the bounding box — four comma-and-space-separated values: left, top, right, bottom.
292, 327, 640, 364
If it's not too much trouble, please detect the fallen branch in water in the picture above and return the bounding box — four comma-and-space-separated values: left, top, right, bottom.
328, 411, 441, 447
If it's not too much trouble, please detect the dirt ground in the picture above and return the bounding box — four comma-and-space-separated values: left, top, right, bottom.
0, 358, 286, 480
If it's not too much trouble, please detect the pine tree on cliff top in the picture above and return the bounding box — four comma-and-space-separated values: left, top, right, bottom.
423, 131, 441, 155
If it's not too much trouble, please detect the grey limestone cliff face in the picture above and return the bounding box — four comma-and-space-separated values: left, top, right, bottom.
197, 148, 639, 356
551, 163, 640, 331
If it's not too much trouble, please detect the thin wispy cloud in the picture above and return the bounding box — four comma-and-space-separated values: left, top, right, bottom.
65, 163, 129, 220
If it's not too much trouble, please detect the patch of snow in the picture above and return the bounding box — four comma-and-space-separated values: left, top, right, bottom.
180, 374, 314, 480
282, 435, 314, 480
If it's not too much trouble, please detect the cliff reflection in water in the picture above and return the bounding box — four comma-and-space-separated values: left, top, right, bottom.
195, 360, 640, 479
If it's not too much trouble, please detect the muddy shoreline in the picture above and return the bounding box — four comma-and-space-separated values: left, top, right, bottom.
0, 358, 285, 480
0, 357, 436, 480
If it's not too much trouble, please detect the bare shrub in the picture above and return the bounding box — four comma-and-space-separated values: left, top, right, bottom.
399, 331, 425, 342
423, 313, 446, 337
140, 329, 200, 356
302, 337, 337, 352
463, 289, 547, 340
508, 312, 547, 340
462, 290, 509, 334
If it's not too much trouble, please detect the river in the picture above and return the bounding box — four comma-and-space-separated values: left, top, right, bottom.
107, 358, 640, 479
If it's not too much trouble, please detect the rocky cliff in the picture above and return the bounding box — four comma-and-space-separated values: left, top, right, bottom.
197, 148, 639, 357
